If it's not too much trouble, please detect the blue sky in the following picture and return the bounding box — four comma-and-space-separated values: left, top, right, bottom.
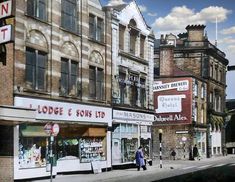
100, 0, 235, 99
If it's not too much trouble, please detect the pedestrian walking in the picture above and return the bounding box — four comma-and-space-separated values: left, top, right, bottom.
193, 144, 199, 160
135, 146, 147, 171
171, 149, 176, 160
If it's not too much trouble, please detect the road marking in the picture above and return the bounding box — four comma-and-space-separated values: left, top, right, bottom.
182, 166, 197, 170
213, 164, 226, 167
197, 165, 212, 169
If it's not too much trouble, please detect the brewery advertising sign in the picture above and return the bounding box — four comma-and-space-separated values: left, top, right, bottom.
153, 78, 192, 124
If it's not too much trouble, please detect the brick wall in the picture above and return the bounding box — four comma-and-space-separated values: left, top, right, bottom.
0, 44, 14, 106
152, 125, 194, 160
0, 157, 14, 182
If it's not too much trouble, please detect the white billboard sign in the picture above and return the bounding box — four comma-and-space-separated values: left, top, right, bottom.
155, 95, 186, 113
14, 97, 112, 125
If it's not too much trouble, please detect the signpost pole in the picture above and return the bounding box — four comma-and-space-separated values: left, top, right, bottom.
50, 134, 54, 182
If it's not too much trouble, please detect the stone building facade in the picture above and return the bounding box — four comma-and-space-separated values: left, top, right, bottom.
104, 1, 155, 167
0, 0, 112, 180
153, 25, 228, 160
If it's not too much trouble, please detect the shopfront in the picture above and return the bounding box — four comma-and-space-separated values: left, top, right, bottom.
14, 96, 112, 180
112, 110, 154, 167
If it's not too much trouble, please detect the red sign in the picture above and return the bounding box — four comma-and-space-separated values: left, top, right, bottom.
52, 124, 60, 136
154, 77, 192, 124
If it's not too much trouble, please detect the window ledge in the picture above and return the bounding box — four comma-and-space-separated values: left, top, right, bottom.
59, 94, 81, 99
23, 88, 51, 95
88, 37, 105, 46
59, 27, 81, 37
25, 14, 50, 26
88, 98, 106, 104
119, 50, 148, 65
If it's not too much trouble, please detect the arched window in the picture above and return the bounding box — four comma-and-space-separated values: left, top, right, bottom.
60, 42, 79, 96
25, 30, 48, 91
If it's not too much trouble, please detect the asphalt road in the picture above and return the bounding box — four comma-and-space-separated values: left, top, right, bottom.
32, 155, 235, 182
155, 163, 235, 182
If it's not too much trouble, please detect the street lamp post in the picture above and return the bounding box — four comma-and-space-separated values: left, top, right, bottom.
159, 129, 163, 168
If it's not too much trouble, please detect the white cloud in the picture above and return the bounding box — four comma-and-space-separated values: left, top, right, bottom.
107, 0, 126, 6
218, 37, 235, 44
152, 5, 231, 34
221, 26, 235, 35
138, 5, 147, 13
147, 12, 157, 17
227, 45, 235, 54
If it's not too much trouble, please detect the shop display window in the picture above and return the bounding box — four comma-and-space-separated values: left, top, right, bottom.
121, 138, 138, 162
57, 138, 79, 160
80, 137, 105, 163
19, 137, 47, 168
140, 138, 150, 159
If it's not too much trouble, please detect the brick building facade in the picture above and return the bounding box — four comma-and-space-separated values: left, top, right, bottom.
0, 0, 112, 180
104, 1, 155, 167
153, 25, 228, 160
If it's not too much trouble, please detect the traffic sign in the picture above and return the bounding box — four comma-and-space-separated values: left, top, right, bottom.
44, 123, 52, 135
52, 123, 60, 136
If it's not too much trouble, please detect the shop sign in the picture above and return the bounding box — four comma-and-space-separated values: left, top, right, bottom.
14, 97, 112, 125
44, 123, 52, 135
153, 80, 189, 92
154, 78, 192, 125
0, 24, 13, 44
155, 94, 186, 113
52, 123, 60, 136
113, 110, 154, 122
0, 0, 13, 19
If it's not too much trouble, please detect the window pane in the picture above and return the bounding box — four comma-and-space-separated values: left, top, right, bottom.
27, 0, 35, 16
97, 18, 104, 42
37, 52, 47, 90
61, 0, 77, 32
39, 0, 47, 21
26, 48, 36, 88
96, 68, 104, 100
61, 59, 69, 95
89, 14, 95, 39
70, 61, 78, 94
37, 67, 45, 90
89, 66, 96, 97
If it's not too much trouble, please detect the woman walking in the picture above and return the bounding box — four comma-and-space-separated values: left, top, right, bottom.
135, 146, 147, 171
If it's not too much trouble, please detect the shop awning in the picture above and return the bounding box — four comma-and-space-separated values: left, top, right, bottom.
20, 125, 49, 137
0, 105, 36, 125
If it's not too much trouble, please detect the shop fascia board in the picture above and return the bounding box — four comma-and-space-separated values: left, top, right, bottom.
113, 119, 153, 125
0, 105, 36, 123
33, 119, 110, 127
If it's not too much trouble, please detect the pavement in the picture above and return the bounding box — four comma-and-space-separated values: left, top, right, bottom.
33, 155, 234, 182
